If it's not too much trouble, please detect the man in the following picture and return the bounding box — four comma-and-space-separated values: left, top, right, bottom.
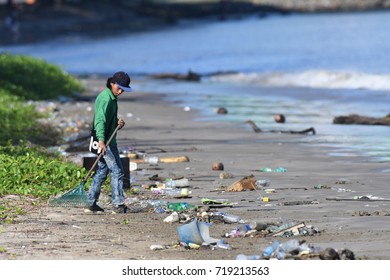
87, 71, 132, 213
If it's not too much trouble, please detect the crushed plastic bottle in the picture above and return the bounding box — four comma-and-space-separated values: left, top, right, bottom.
165, 178, 189, 188
236, 254, 261, 260
256, 179, 270, 189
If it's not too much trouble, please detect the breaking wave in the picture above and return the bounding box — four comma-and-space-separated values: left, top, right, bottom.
209, 70, 390, 91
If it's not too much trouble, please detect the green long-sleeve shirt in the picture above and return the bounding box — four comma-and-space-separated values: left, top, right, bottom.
93, 87, 118, 145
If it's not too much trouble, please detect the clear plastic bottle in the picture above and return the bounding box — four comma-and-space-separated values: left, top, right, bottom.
280, 239, 300, 253
263, 240, 280, 259
144, 156, 159, 165
214, 239, 232, 250
220, 213, 241, 223
164, 188, 191, 198
165, 178, 189, 187
256, 179, 270, 188
236, 254, 261, 260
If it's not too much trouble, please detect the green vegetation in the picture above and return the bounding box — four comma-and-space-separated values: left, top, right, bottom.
0, 53, 83, 100
0, 144, 86, 198
0, 53, 87, 223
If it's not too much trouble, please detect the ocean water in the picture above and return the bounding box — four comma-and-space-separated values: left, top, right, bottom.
1, 10, 390, 163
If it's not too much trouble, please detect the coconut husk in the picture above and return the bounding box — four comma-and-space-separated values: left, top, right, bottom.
227, 175, 256, 192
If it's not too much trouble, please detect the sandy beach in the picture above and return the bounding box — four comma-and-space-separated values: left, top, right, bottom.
1, 76, 390, 261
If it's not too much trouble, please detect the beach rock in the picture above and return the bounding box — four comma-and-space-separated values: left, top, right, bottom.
274, 114, 286, 123
212, 162, 224, 171
217, 107, 228, 114
319, 248, 340, 260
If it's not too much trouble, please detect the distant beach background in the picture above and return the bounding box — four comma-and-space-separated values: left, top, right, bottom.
1, 10, 390, 164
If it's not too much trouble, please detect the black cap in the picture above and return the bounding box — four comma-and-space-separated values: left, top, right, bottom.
112, 71, 132, 92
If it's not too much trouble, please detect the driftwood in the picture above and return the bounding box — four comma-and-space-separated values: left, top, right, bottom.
245, 120, 316, 135
333, 114, 390, 125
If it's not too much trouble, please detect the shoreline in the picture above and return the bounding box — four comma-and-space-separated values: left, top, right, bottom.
1, 76, 390, 260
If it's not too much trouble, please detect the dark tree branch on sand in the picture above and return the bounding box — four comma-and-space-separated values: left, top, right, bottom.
245, 120, 316, 135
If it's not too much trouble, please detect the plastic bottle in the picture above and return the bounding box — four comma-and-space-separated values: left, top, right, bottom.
214, 239, 232, 250
273, 167, 287, 172
164, 188, 191, 198
144, 156, 159, 165
165, 178, 189, 187
263, 240, 280, 259
256, 179, 270, 188
167, 202, 194, 212
279, 239, 300, 253
236, 254, 261, 260
220, 212, 241, 223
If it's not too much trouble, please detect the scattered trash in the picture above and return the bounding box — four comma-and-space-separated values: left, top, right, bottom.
212, 239, 232, 250
200, 198, 232, 206
224, 224, 252, 238
264, 188, 275, 194
164, 188, 191, 198
259, 167, 287, 172
314, 184, 330, 189
177, 220, 220, 245
130, 162, 137, 171
167, 202, 195, 212
144, 156, 159, 165
164, 212, 180, 223
259, 239, 355, 260
210, 212, 244, 224
326, 195, 390, 202
256, 179, 270, 188
124, 198, 167, 213
269, 222, 307, 237
150, 244, 165, 251
335, 178, 351, 184
165, 178, 189, 187
280, 200, 319, 206
188, 243, 200, 249
259, 168, 273, 172
219, 172, 234, 179
249, 221, 268, 231
236, 254, 260, 260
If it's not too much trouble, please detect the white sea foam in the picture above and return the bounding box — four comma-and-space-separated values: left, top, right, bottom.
209, 70, 390, 91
